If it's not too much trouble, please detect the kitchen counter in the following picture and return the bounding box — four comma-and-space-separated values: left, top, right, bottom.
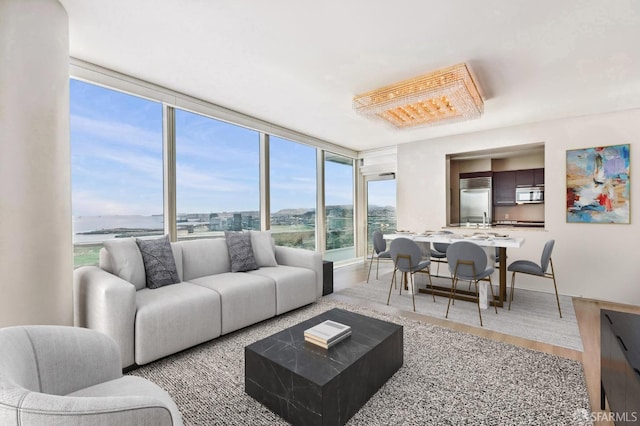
494, 220, 544, 227
445, 222, 546, 231
494, 223, 544, 228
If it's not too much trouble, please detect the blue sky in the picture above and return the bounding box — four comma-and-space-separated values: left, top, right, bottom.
270, 136, 317, 212
70, 80, 164, 216
70, 79, 359, 217
175, 108, 260, 214
367, 179, 396, 208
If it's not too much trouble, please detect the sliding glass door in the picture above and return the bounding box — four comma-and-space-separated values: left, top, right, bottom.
366, 177, 397, 253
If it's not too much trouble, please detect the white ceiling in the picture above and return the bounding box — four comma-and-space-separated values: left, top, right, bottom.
59, 0, 640, 152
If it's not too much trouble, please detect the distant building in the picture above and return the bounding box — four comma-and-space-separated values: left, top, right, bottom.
233, 213, 242, 231
208, 213, 221, 231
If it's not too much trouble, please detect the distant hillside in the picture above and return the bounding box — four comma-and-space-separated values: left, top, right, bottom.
367, 205, 396, 211
272, 208, 314, 216
271, 205, 394, 216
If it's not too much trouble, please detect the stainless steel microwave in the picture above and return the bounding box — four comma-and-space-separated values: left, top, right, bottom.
516, 187, 544, 204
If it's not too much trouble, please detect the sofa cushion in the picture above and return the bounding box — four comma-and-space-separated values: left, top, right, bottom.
250, 230, 277, 267
249, 265, 317, 315
188, 273, 276, 334
135, 283, 221, 365
224, 231, 258, 272
103, 238, 146, 290
136, 236, 180, 289
178, 239, 230, 281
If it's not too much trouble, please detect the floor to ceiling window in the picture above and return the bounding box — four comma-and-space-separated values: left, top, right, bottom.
366, 178, 397, 252
175, 109, 260, 239
269, 136, 317, 249
324, 153, 354, 261
70, 79, 164, 267
70, 71, 361, 266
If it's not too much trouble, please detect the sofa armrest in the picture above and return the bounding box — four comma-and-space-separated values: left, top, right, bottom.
73, 266, 136, 368
274, 246, 323, 299
14, 326, 122, 395
13, 393, 177, 426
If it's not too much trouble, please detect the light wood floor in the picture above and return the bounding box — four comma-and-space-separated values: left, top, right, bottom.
330, 262, 640, 426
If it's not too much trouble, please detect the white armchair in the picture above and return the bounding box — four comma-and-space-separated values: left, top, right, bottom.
0, 325, 182, 425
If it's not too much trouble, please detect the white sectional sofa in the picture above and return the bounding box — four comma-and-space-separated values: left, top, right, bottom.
73, 234, 322, 368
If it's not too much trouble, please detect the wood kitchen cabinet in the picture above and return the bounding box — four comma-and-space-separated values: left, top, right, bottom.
493, 171, 516, 205
515, 169, 534, 187
515, 168, 544, 187
533, 168, 544, 186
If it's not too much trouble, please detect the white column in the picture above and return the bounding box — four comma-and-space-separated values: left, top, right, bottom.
0, 0, 72, 326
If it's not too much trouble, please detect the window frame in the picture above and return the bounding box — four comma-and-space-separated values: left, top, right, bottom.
70, 60, 360, 263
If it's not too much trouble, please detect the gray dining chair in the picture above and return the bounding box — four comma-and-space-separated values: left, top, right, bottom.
429, 230, 453, 277
387, 237, 436, 311
469, 247, 502, 291
367, 230, 392, 282
507, 240, 561, 318
445, 241, 498, 326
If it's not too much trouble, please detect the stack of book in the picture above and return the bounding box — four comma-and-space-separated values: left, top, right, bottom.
304, 320, 352, 349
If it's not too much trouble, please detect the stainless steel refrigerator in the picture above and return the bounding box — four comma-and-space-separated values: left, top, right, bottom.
459, 176, 492, 225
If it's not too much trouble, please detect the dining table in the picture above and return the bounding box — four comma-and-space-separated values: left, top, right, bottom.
384, 232, 525, 308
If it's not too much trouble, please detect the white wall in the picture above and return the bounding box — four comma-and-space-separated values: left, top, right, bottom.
0, 0, 73, 326
397, 109, 640, 305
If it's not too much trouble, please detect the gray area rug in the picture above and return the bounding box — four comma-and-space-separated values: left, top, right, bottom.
129, 299, 591, 425
339, 271, 584, 352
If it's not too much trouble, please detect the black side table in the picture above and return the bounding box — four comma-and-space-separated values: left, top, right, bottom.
322, 260, 333, 296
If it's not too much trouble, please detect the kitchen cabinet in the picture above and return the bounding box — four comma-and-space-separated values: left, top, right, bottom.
515, 169, 534, 187
533, 168, 544, 186
493, 171, 516, 205
601, 309, 640, 423
515, 168, 544, 187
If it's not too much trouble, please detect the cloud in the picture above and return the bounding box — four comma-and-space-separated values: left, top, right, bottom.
175, 112, 260, 167
72, 144, 163, 197
72, 189, 160, 216
71, 114, 161, 152
176, 162, 258, 193
271, 176, 316, 191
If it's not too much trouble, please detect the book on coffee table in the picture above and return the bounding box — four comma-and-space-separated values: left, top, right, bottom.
304, 331, 351, 349
304, 320, 351, 348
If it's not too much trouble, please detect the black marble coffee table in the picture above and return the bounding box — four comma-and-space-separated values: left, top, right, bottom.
245, 308, 403, 426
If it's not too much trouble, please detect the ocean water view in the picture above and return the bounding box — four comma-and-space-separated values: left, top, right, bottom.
73, 215, 164, 243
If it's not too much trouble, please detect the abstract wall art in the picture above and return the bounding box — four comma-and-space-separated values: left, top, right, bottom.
566, 144, 630, 223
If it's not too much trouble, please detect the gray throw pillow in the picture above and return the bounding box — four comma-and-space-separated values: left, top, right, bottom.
135, 235, 180, 289
225, 231, 259, 272
250, 230, 278, 267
